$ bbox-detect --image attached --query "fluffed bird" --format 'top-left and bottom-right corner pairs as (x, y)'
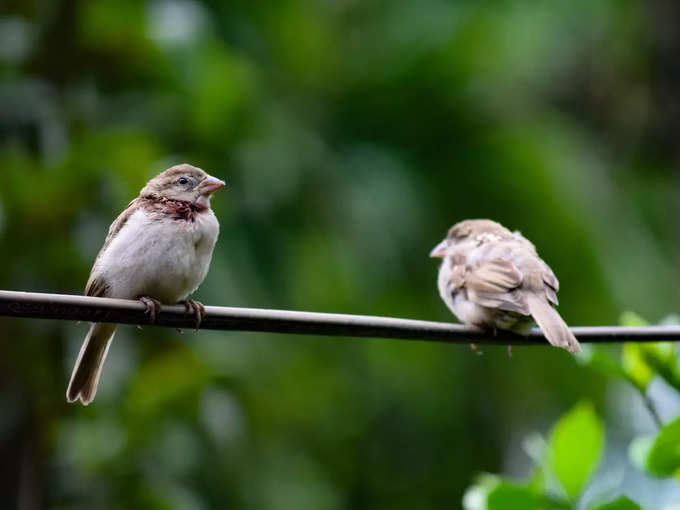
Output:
(67, 164), (225, 405)
(430, 219), (580, 353)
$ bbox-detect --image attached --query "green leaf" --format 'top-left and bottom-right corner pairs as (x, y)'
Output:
(463, 476), (542, 510)
(527, 468), (545, 496)
(622, 341), (678, 392)
(549, 402), (604, 499)
(589, 496), (641, 510)
(622, 343), (655, 390)
(639, 343), (680, 391)
(609, 312), (679, 391)
(487, 482), (540, 510)
(629, 416), (680, 478)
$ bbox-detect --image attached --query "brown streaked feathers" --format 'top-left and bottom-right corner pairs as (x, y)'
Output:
(432, 219), (580, 353)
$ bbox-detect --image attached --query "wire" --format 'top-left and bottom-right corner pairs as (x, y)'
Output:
(0, 290), (677, 344)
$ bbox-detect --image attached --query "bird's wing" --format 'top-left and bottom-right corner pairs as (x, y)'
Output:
(101, 198), (140, 252)
(513, 232), (560, 305)
(85, 275), (109, 297)
(541, 262), (559, 306)
(84, 198), (141, 297)
(461, 258), (530, 315)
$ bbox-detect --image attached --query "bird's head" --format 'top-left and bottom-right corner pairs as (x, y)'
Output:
(141, 164), (226, 207)
(429, 219), (510, 258)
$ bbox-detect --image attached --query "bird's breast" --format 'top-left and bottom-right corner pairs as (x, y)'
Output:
(94, 208), (219, 302)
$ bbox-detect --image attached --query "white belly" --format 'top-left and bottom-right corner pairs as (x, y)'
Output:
(94, 208), (219, 303)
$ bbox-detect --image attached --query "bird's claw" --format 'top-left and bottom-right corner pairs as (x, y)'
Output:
(182, 299), (206, 330)
(139, 296), (162, 324)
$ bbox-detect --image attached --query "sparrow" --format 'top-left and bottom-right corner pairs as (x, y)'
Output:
(66, 164), (225, 405)
(430, 219), (580, 353)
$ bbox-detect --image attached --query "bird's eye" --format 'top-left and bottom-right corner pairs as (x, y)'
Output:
(177, 177), (189, 185)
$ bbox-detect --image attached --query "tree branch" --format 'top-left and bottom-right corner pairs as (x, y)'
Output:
(0, 290), (678, 345)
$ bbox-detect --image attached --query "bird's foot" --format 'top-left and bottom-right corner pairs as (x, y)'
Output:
(470, 343), (483, 355)
(181, 299), (206, 330)
(138, 296), (162, 324)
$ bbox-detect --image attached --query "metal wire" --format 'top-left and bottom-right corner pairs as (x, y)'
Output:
(0, 290), (678, 344)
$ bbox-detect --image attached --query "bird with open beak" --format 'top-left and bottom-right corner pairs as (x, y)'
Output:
(67, 164), (226, 405)
(430, 219), (580, 353)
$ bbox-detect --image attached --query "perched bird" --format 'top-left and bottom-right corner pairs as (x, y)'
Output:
(430, 219), (580, 353)
(67, 164), (225, 405)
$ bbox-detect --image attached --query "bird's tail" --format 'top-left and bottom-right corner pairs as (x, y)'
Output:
(66, 323), (117, 405)
(526, 294), (580, 353)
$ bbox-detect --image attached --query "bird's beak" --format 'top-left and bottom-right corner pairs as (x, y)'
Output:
(429, 240), (448, 258)
(198, 175), (226, 196)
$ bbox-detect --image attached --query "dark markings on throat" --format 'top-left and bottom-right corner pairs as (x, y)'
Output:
(141, 195), (208, 223)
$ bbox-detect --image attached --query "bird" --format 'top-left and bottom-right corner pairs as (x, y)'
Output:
(430, 219), (580, 353)
(66, 164), (225, 405)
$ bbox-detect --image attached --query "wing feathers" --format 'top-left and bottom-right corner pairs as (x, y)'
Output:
(85, 275), (109, 297)
(85, 199), (141, 297)
(101, 199), (139, 254)
(461, 259), (529, 314)
(466, 259), (522, 293)
(440, 228), (576, 353)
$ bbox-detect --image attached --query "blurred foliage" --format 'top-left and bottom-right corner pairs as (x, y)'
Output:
(463, 401), (607, 508)
(549, 402), (604, 500)
(467, 313), (680, 508)
(1, 0), (680, 508)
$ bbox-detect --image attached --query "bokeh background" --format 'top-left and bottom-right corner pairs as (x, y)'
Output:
(2, 0), (680, 508)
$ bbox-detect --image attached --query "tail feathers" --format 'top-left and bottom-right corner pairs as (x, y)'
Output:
(526, 294), (580, 353)
(66, 323), (117, 405)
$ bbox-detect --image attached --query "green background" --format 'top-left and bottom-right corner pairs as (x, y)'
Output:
(1, 0), (679, 508)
